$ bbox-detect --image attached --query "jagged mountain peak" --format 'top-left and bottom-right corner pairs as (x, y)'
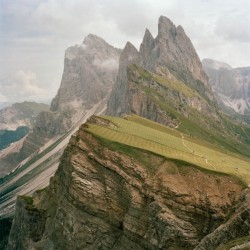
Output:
(143, 28), (154, 41)
(83, 33), (113, 48)
(106, 41), (138, 116)
(158, 15), (175, 35)
(138, 29), (155, 67)
(155, 16), (209, 88)
(123, 41), (138, 54)
(119, 42), (138, 69)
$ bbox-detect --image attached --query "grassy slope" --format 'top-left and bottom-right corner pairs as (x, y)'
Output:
(85, 115), (250, 185)
(128, 64), (250, 159)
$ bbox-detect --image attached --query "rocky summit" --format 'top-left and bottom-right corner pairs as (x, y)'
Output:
(107, 15), (213, 119)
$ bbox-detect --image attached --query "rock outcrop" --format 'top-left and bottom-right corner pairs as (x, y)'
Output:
(7, 117), (250, 249)
(51, 34), (121, 116)
(143, 16), (209, 90)
(106, 16), (215, 122)
(202, 58), (250, 116)
(107, 42), (138, 116)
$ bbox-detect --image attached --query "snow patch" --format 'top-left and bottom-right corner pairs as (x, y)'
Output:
(218, 93), (249, 114)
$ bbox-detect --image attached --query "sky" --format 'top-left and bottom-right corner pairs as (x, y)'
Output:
(0, 0), (250, 106)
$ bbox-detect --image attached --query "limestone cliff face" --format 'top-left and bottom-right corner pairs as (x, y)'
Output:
(7, 118), (249, 250)
(202, 58), (250, 115)
(43, 34), (121, 136)
(107, 42), (138, 116)
(1, 35), (121, 175)
(106, 16), (215, 122)
(51, 34), (121, 115)
(141, 16), (209, 91)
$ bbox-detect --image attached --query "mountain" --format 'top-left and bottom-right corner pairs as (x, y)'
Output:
(107, 16), (213, 117)
(202, 58), (250, 117)
(7, 116), (250, 249)
(107, 16), (250, 158)
(0, 35), (121, 179)
(3, 16), (250, 250)
(0, 101), (49, 131)
(0, 35), (121, 226)
(39, 34), (121, 137)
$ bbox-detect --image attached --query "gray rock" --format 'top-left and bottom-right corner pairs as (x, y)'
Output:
(106, 15), (215, 123)
(106, 42), (138, 116)
(202, 58), (250, 115)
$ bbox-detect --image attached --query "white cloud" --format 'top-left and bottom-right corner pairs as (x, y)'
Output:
(0, 70), (56, 104)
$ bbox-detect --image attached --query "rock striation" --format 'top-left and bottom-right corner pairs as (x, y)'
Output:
(7, 117), (250, 249)
(202, 58), (250, 116)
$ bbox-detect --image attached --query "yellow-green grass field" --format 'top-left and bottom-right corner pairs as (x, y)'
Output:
(85, 115), (250, 185)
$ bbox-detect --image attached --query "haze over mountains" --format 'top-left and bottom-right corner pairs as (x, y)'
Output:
(1, 15), (250, 250)
(202, 58), (250, 117)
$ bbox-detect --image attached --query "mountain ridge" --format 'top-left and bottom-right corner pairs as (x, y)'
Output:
(202, 58), (250, 116)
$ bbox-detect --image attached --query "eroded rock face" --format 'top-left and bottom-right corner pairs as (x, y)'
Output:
(7, 119), (249, 250)
(106, 16), (214, 121)
(146, 16), (209, 89)
(202, 58), (250, 115)
(1, 35), (121, 175)
(51, 34), (121, 115)
(107, 42), (138, 116)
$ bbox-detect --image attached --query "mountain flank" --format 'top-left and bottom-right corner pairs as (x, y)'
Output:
(7, 115), (250, 250)
(203, 58), (250, 118)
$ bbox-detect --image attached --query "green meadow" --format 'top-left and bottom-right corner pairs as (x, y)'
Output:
(85, 115), (250, 185)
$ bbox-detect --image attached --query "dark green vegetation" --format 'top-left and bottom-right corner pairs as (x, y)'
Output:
(0, 126), (29, 150)
(0, 217), (13, 249)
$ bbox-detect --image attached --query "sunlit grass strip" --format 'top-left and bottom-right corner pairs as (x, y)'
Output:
(85, 115), (250, 185)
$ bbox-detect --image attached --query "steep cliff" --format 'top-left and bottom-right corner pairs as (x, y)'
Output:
(107, 42), (138, 116)
(106, 16), (250, 157)
(7, 116), (250, 250)
(202, 58), (250, 116)
(107, 16), (214, 119)
(0, 35), (121, 177)
(140, 16), (210, 96)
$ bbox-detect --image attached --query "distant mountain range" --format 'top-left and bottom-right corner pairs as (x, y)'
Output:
(203, 58), (250, 119)
(0, 101), (49, 131)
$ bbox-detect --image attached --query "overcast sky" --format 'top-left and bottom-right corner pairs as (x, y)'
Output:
(1, 0), (250, 105)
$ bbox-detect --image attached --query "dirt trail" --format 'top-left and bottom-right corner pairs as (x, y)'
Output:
(181, 133), (208, 164)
